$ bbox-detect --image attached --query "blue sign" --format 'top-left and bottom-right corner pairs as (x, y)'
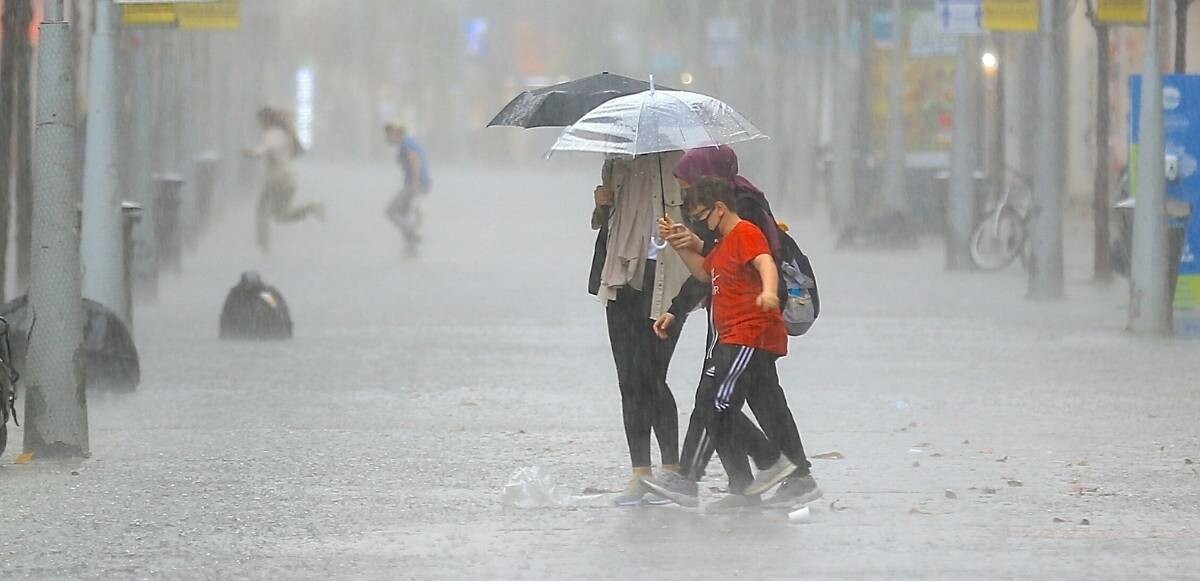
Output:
(873, 12), (895, 47)
(1131, 74), (1200, 307)
(935, 0), (983, 35)
(465, 17), (488, 57)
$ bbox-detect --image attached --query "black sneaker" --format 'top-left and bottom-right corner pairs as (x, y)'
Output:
(763, 474), (823, 507)
(640, 470), (699, 508)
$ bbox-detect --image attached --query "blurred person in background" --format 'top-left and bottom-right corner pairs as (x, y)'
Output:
(384, 122), (432, 259)
(243, 106), (325, 254)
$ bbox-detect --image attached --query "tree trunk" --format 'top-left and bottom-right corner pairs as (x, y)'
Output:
(14, 0), (33, 292)
(0, 0), (21, 302)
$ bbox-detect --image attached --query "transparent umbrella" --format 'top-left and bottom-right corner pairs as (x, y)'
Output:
(547, 86), (767, 158)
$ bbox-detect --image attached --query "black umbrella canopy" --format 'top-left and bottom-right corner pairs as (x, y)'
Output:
(487, 72), (675, 129)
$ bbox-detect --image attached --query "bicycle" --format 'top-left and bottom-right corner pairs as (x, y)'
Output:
(0, 317), (22, 458)
(970, 170), (1033, 271)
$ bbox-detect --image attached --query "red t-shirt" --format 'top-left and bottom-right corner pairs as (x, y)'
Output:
(702, 220), (788, 356)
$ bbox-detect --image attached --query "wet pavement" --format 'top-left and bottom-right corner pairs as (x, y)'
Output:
(2, 160), (1198, 579)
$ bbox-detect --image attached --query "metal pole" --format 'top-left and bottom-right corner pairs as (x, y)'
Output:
(947, 35), (978, 270)
(24, 0), (88, 458)
(1088, 2), (1114, 282)
(1028, 0), (1065, 299)
(831, 0), (854, 227)
(1176, 0), (1191, 73)
(1130, 0), (1171, 334)
(80, 0), (124, 319)
(882, 0), (909, 219)
(129, 29), (158, 301)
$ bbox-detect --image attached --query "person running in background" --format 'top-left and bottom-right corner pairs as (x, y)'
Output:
(384, 123), (432, 258)
(243, 106), (324, 254)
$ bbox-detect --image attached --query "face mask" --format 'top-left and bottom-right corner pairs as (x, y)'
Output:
(689, 209), (719, 244)
(694, 222), (719, 245)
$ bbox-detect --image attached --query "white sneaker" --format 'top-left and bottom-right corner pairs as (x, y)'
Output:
(745, 457), (798, 496)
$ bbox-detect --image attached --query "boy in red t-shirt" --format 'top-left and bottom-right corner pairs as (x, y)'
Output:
(642, 177), (820, 509)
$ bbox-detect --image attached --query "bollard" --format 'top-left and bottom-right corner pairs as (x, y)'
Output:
(120, 202), (142, 333)
(152, 173), (185, 275)
(189, 152), (221, 246)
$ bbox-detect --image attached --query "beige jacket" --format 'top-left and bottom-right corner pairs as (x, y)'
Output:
(594, 152), (689, 321)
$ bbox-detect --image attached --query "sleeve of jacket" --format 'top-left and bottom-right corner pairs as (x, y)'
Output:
(666, 237), (715, 316)
(667, 276), (708, 317)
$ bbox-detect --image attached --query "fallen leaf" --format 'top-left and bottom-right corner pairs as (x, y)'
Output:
(581, 487), (615, 495)
(909, 508), (935, 516)
(1185, 458), (1194, 465)
(1006, 479), (1023, 487)
(931, 453), (944, 458)
(829, 500), (850, 512)
(70, 471), (79, 476)
(982, 487), (998, 495)
(962, 440), (970, 445)
(944, 489), (957, 499)
(1080, 518), (1091, 526)
(912, 461), (921, 468)
(913, 442), (933, 448)
(460, 400), (479, 407)
(908, 422), (919, 428)
(811, 451), (845, 460)
(996, 456), (1008, 463)
(1077, 460), (1089, 466)
(1053, 517), (1067, 523)
(14, 453), (32, 465)
(979, 448), (994, 455)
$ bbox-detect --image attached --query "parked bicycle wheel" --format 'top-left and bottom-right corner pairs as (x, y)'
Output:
(970, 206), (1026, 270)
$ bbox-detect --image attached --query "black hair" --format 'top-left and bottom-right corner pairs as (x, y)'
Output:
(682, 176), (736, 212)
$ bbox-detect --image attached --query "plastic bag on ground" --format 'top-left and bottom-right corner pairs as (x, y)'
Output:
(502, 466), (610, 508)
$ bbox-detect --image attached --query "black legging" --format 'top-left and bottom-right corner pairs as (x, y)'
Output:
(606, 260), (685, 468)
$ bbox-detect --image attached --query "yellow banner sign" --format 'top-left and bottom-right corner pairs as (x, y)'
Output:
(121, 3), (176, 26)
(178, 0), (239, 30)
(982, 0), (1039, 31)
(1097, 0), (1147, 23)
(120, 0), (238, 29)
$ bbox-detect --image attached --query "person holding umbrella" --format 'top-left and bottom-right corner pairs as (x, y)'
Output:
(589, 151), (692, 506)
(501, 77), (772, 505)
(492, 73), (698, 506)
(549, 83), (772, 506)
